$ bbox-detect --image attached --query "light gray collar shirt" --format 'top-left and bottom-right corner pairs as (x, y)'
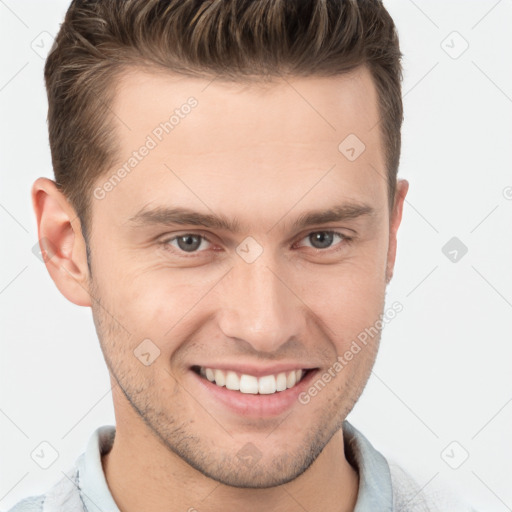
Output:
(7, 421), (474, 512)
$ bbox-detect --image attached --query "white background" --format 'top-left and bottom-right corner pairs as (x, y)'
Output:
(1, 1), (511, 510)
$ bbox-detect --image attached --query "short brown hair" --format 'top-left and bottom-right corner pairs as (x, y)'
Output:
(45, 0), (403, 241)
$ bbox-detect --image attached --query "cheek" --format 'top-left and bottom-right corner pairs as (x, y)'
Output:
(295, 253), (387, 341)
(98, 265), (217, 345)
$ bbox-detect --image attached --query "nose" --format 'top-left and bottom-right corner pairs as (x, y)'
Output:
(216, 255), (307, 354)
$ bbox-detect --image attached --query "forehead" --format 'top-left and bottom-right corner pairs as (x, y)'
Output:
(94, 65), (387, 227)
(111, 64), (382, 151)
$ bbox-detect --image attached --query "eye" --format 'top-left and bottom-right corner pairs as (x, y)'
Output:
(163, 233), (213, 254)
(160, 230), (351, 257)
(296, 230), (350, 250)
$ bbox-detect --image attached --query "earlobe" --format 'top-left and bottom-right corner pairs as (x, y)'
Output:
(32, 177), (92, 307)
(385, 178), (409, 283)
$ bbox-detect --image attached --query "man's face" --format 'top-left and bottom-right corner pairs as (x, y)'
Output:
(87, 65), (404, 487)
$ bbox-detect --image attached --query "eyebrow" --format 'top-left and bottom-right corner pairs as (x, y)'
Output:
(127, 202), (376, 233)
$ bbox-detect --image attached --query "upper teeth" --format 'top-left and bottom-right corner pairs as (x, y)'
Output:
(199, 367), (304, 394)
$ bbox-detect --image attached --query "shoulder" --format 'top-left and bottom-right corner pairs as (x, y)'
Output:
(6, 495), (45, 512)
(343, 422), (478, 512)
(6, 465), (83, 512)
(388, 460), (477, 512)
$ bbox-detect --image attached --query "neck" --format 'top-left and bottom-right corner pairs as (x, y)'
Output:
(102, 424), (359, 512)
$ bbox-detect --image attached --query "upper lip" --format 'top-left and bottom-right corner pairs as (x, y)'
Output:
(192, 363), (318, 378)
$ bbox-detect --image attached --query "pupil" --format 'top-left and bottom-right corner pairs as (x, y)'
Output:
(310, 232), (333, 249)
(177, 235), (201, 252)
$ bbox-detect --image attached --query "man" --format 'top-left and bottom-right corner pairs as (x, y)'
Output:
(9, 0), (472, 511)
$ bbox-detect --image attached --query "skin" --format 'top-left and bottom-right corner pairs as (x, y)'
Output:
(33, 64), (408, 512)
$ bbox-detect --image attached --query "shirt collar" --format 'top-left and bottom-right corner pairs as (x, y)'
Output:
(343, 420), (394, 511)
(77, 425), (119, 512)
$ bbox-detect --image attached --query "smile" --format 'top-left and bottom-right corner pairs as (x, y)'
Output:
(192, 365), (310, 395)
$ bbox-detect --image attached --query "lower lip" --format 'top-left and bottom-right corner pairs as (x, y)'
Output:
(191, 368), (319, 418)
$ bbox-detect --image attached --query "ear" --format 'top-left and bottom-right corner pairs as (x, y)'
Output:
(385, 178), (409, 283)
(32, 177), (92, 306)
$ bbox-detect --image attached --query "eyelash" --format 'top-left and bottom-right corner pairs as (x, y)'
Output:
(159, 230), (353, 257)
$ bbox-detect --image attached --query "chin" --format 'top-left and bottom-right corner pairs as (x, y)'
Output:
(198, 458), (312, 489)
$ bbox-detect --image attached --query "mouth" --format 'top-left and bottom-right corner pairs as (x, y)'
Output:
(190, 364), (319, 417)
(191, 365), (315, 395)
